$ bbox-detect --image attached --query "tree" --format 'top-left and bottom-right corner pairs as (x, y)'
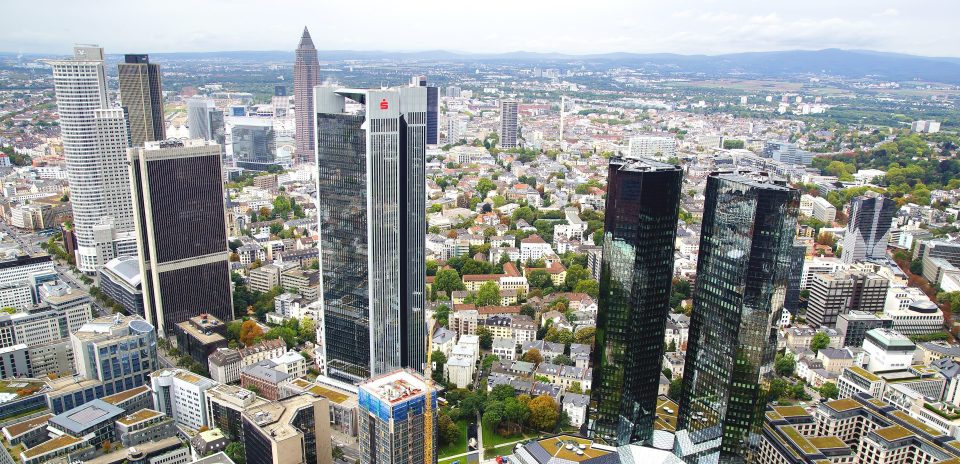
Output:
(225, 442), (246, 464)
(431, 350), (447, 383)
(476, 178), (497, 198)
(437, 412), (461, 446)
(475, 281), (502, 307)
(332, 446), (345, 462)
(910, 259), (924, 275)
(666, 339), (677, 353)
(527, 269), (553, 289)
(239, 320), (264, 347)
(264, 326), (297, 349)
(527, 395), (560, 431)
(544, 326), (574, 346)
(819, 382), (839, 400)
(434, 269), (466, 294)
(668, 378), (682, 399)
(563, 264), (591, 291)
(553, 354), (574, 366)
(568, 381), (583, 394)
(937, 291), (960, 313)
(775, 353), (796, 377)
(521, 348), (544, 365)
(482, 354), (500, 372)
(477, 327), (493, 350)
(574, 327), (596, 345)
(520, 304), (536, 318)
(298, 317), (316, 344)
(574, 279), (599, 298)
(434, 304), (451, 327)
(810, 332), (830, 354)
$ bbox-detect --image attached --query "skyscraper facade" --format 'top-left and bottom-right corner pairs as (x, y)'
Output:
(231, 121), (278, 170)
(500, 99), (518, 149)
(118, 54), (165, 147)
(841, 192), (896, 264)
(129, 139), (234, 334)
(589, 157), (682, 447)
(51, 46), (137, 272)
(411, 76), (439, 145)
(314, 86), (426, 383)
(186, 97), (225, 145)
(675, 171), (799, 464)
(357, 370), (436, 464)
(294, 27), (320, 164)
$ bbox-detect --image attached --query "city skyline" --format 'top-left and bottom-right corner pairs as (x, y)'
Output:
(3, 1), (960, 57)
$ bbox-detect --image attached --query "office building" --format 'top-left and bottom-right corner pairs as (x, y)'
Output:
(187, 98), (225, 145)
(97, 256), (145, 318)
(810, 196), (837, 223)
(757, 395), (960, 464)
(357, 370), (435, 464)
(500, 99), (519, 149)
(272, 85), (289, 118)
(806, 270), (889, 327)
(48, 398), (125, 449)
(842, 192), (896, 264)
(118, 54), (165, 147)
(837, 311), (894, 347)
(675, 171), (799, 464)
(231, 120), (278, 170)
(863, 328), (916, 372)
(762, 141), (813, 166)
(314, 86), (426, 382)
(175, 313), (228, 366)
(242, 394), (333, 464)
(130, 139), (233, 334)
(0, 343), (30, 378)
(150, 368), (217, 431)
(411, 76), (439, 145)
(588, 157), (682, 446)
(0, 252), (54, 289)
(911, 120), (941, 133)
(783, 243), (807, 317)
(626, 135), (677, 159)
(204, 383), (269, 441)
(70, 315), (158, 395)
(51, 46), (136, 272)
(294, 27), (320, 164)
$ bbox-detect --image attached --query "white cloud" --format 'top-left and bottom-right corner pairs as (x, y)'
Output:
(1, 0), (957, 57)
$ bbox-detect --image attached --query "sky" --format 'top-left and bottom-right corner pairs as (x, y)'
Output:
(4, 0), (959, 57)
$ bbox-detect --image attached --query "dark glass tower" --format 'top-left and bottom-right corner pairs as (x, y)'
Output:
(588, 157), (682, 446)
(674, 171), (798, 464)
(118, 54), (165, 147)
(130, 139), (234, 334)
(315, 86), (426, 383)
(841, 192), (896, 264)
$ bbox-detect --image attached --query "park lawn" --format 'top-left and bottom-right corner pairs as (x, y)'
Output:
(438, 419), (468, 461)
(482, 420), (537, 455)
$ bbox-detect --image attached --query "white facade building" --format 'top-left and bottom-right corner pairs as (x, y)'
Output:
(51, 46), (136, 272)
(150, 368), (217, 431)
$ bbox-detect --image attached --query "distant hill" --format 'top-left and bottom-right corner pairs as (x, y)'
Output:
(6, 48), (960, 83)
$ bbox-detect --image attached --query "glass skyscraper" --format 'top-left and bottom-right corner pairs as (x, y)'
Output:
(588, 157), (682, 447)
(315, 86), (426, 383)
(118, 54), (165, 147)
(674, 171), (798, 464)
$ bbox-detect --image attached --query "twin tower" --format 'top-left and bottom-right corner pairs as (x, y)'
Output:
(591, 158), (799, 464)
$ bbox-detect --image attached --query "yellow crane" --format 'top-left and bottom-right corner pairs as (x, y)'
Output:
(424, 319), (436, 464)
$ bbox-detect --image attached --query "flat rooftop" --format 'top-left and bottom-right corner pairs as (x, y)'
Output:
(360, 369), (427, 404)
(526, 435), (615, 463)
(116, 409), (162, 426)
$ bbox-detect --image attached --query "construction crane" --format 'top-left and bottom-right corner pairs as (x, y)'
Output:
(424, 319), (436, 464)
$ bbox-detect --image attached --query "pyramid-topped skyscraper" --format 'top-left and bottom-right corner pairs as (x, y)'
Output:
(294, 26), (320, 164)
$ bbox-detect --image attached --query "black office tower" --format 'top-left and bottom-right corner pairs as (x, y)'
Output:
(674, 171), (799, 464)
(589, 157), (682, 447)
(315, 86), (426, 383)
(130, 139), (234, 334)
(118, 54), (165, 147)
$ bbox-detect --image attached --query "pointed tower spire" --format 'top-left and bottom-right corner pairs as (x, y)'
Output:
(299, 26), (315, 49)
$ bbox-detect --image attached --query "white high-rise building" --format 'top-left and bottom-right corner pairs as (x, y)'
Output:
(499, 99), (518, 149)
(51, 46), (136, 272)
(626, 135), (677, 159)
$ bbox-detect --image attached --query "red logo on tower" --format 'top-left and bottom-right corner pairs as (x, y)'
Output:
(379, 99), (389, 110)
